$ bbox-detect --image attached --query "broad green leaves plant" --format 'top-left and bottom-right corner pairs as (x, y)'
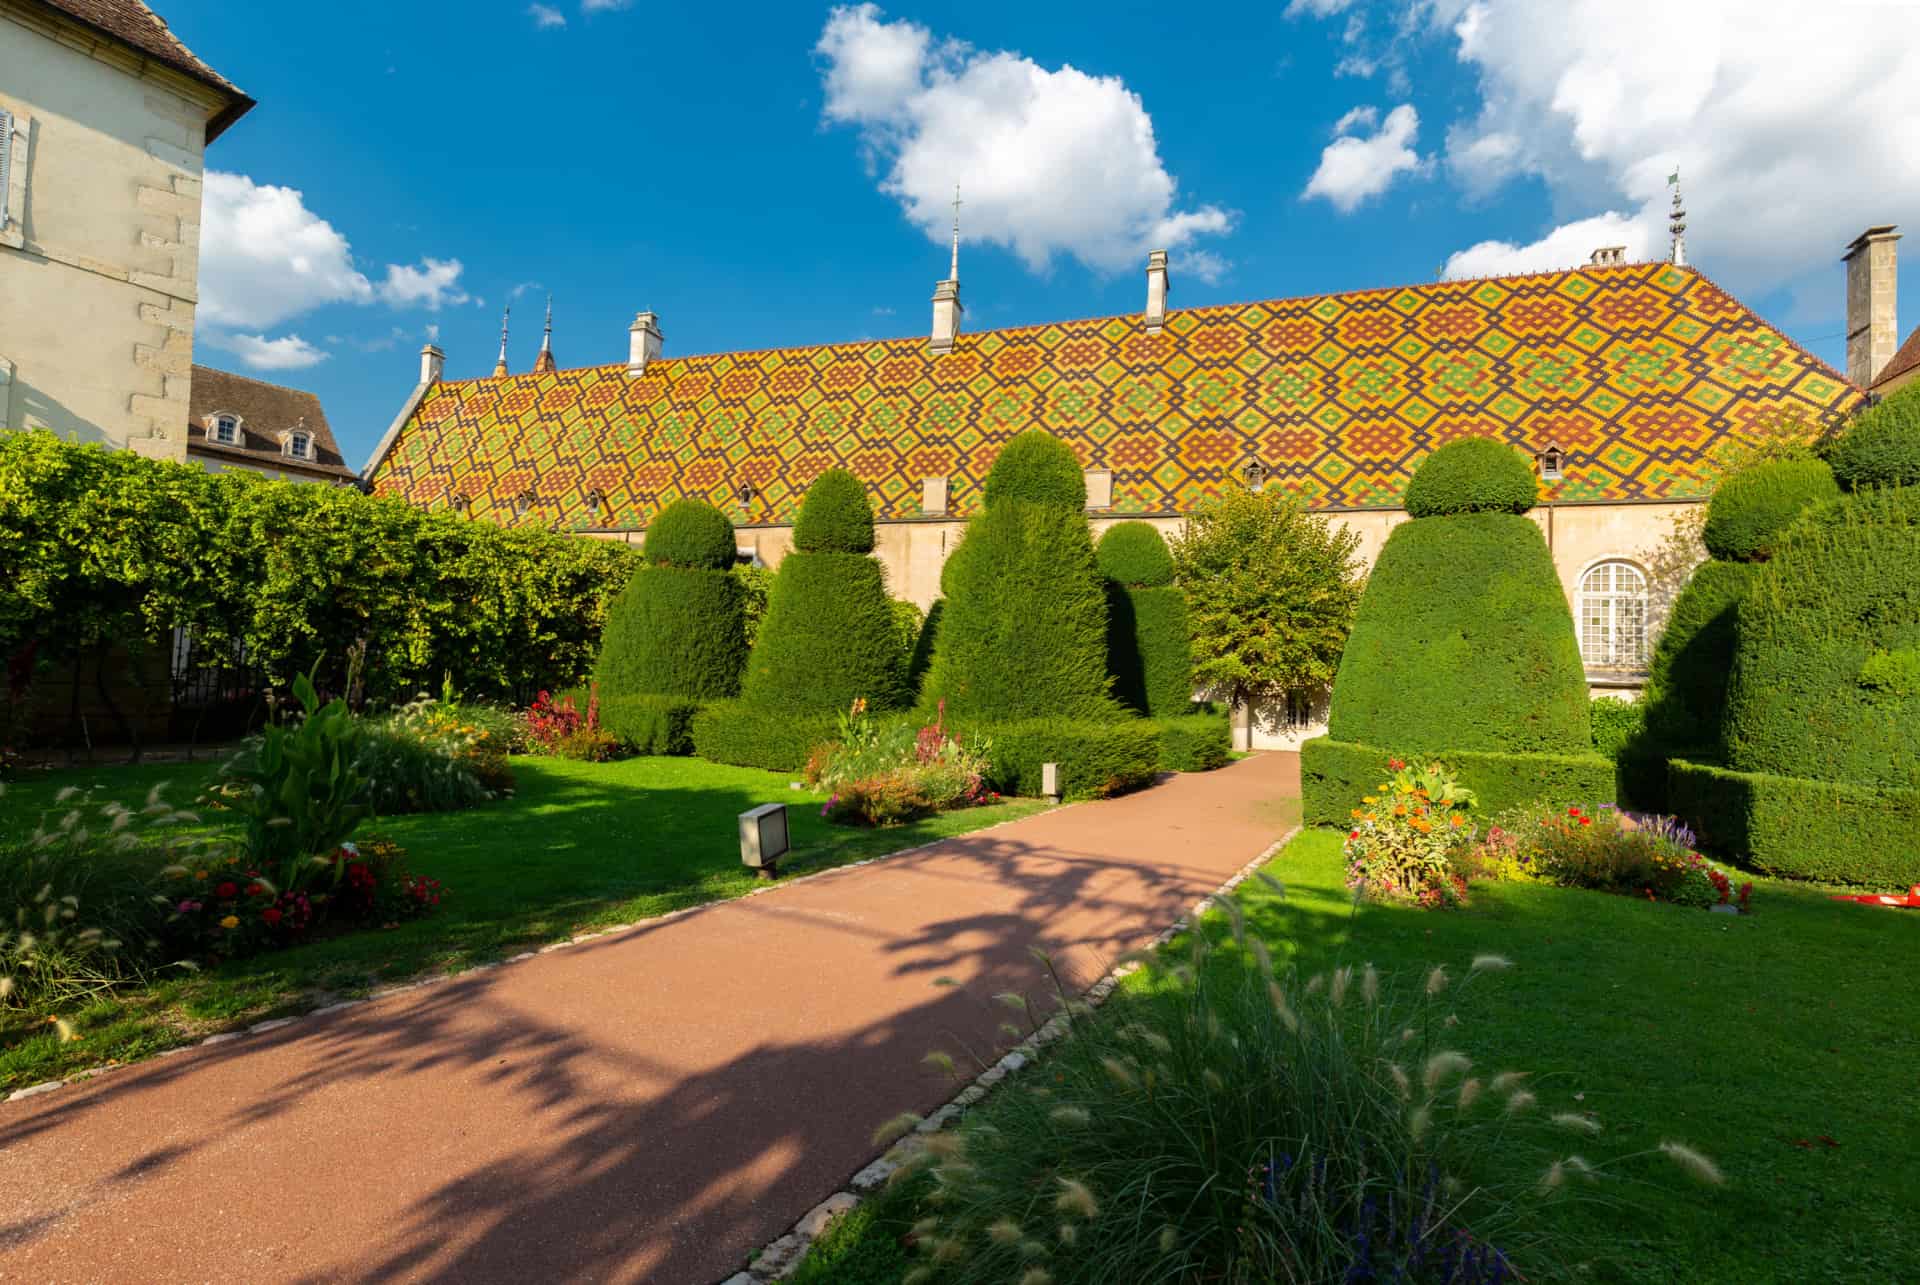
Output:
(218, 672), (369, 886)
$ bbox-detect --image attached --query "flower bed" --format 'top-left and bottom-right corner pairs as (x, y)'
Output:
(1341, 757), (1479, 907)
(1471, 804), (1752, 911)
(524, 686), (619, 761)
(806, 699), (996, 826)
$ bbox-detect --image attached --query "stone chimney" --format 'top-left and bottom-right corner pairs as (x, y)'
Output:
(1145, 249), (1170, 333)
(419, 344), (444, 384)
(628, 311), (664, 376)
(1844, 225), (1900, 388)
(1588, 246), (1626, 267)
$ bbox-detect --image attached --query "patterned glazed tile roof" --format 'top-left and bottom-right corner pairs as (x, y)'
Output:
(367, 261), (1862, 530)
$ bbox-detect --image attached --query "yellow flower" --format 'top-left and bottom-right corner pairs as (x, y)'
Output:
(219, 915), (239, 929)
(194, 870), (208, 881)
(1362, 796), (1378, 804)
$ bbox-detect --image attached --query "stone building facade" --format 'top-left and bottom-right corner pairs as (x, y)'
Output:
(0, 0), (250, 459)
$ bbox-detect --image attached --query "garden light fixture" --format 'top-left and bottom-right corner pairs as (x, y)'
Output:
(739, 803), (790, 875)
(1042, 761), (1061, 803)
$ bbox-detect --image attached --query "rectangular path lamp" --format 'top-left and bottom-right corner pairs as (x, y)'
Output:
(1042, 762), (1061, 804)
(739, 803), (790, 878)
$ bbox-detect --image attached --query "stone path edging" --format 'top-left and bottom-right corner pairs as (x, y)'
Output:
(719, 823), (1302, 1285)
(3, 803), (1069, 1110)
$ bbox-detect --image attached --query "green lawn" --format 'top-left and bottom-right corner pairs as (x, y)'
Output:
(794, 827), (1920, 1284)
(0, 755), (1048, 1092)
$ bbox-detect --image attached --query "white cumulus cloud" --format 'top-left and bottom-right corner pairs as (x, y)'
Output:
(528, 4), (565, 29)
(1427, 0), (1920, 294)
(815, 4), (1232, 280)
(1302, 103), (1424, 212)
(379, 259), (471, 311)
(212, 333), (330, 372)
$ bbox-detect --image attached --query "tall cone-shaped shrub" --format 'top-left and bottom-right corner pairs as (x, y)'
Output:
(740, 469), (905, 712)
(1097, 521), (1192, 717)
(925, 431), (1117, 720)
(593, 499), (746, 700)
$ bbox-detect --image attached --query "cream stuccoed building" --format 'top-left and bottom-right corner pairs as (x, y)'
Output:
(0, 0), (250, 458)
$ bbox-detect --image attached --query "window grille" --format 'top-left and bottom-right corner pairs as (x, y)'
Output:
(1579, 560), (1647, 667)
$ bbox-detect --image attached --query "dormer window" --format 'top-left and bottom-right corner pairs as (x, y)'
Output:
(211, 414), (240, 445)
(289, 431), (311, 460)
(1538, 447), (1566, 482)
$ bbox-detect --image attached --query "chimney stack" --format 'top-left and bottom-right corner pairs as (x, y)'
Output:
(930, 279), (962, 354)
(1588, 246), (1626, 267)
(628, 310), (663, 376)
(1145, 249), (1170, 333)
(419, 344), (445, 385)
(1843, 225), (1900, 388)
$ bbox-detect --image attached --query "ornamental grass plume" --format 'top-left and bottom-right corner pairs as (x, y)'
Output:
(1054, 1177), (1100, 1218)
(1660, 1140), (1725, 1185)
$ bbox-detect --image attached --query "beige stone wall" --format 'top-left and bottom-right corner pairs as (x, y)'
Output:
(0, 2), (228, 459)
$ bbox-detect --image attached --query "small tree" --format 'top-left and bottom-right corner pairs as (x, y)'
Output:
(1171, 489), (1363, 726)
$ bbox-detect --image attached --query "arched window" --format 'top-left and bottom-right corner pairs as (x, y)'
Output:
(1579, 560), (1648, 667)
(212, 414), (239, 445)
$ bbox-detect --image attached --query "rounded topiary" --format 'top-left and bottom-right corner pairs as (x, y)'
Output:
(1638, 560), (1759, 757)
(1702, 459), (1842, 561)
(793, 467), (875, 553)
(740, 470), (904, 713)
(1828, 383), (1920, 492)
(593, 565), (747, 700)
(644, 499), (736, 570)
(1328, 512), (1589, 754)
(984, 430), (1086, 510)
(1723, 487), (1920, 791)
(1402, 438), (1539, 518)
(1096, 522), (1175, 588)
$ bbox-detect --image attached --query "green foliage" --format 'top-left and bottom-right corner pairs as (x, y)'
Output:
(982, 429), (1086, 509)
(1701, 459), (1841, 561)
(1402, 437), (1539, 517)
(966, 717), (1161, 799)
(1095, 521), (1175, 587)
(1827, 383), (1920, 492)
(690, 701), (839, 773)
(741, 553), (905, 712)
(1669, 758), (1920, 886)
(923, 500), (1118, 721)
(1635, 560), (1756, 770)
(217, 673), (369, 885)
(1588, 697), (1643, 760)
(732, 563), (775, 649)
(1106, 584), (1194, 717)
(1330, 514), (1590, 755)
(906, 598), (942, 699)
(888, 599), (925, 675)
(1171, 488), (1364, 711)
(1302, 736), (1614, 824)
(643, 498), (736, 570)
(1149, 709), (1232, 772)
(592, 565), (747, 701)
(792, 467), (876, 553)
(0, 433), (636, 710)
(598, 693), (701, 755)
(357, 716), (498, 816)
(1723, 488), (1920, 790)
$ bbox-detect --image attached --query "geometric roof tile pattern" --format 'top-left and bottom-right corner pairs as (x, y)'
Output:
(367, 262), (1863, 532)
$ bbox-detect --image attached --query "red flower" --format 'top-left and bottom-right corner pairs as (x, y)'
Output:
(1566, 807), (1581, 818)
(216, 882), (238, 898)
(246, 883), (265, 896)
(1580, 816), (1592, 827)
(262, 907), (283, 925)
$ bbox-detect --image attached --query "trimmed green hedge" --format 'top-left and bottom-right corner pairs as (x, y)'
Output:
(741, 551), (906, 712)
(983, 430), (1086, 509)
(1301, 736), (1615, 825)
(1106, 584), (1193, 718)
(691, 701), (839, 773)
(969, 717), (1161, 800)
(1701, 459), (1840, 562)
(1150, 710), (1231, 772)
(644, 499), (736, 570)
(593, 565), (747, 701)
(1669, 758), (1920, 886)
(1328, 513), (1590, 755)
(794, 468), (876, 553)
(1827, 382), (1920, 492)
(1723, 488), (1920, 791)
(906, 598), (942, 700)
(1096, 521), (1175, 587)
(599, 693), (700, 755)
(1402, 437), (1539, 517)
(1589, 696), (1642, 759)
(1624, 559), (1757, 811)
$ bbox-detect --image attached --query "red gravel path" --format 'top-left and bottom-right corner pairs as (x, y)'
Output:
(0, 753), (1299, 1283)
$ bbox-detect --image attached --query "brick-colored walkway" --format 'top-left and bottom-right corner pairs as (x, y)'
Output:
(0, 754), (1299, 1283)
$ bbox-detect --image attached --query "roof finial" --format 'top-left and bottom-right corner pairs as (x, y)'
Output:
(534, 295), (556, 373)
(1668, 167), (1688, 268)
(948, 184), (962, 284)
(493, 302), (511, 378)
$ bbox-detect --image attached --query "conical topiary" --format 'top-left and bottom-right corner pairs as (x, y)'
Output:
(1097, 522), (1192, 717)
(593, 499), (746, 700)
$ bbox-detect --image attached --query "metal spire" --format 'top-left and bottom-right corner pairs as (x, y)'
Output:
(948, 184), (962, 283)
(534, 295), (555, 373)
(1668, 168), (1688, 268)
(493, 302), (511, 377)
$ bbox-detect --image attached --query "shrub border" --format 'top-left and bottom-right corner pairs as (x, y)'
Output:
(1667, 758), (1920, 887)
(1302, 735), (1616, 824)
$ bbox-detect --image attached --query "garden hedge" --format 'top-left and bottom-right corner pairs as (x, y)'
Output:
(598, 693), (701, 755)
(1301, 736), (1615, 825)
(906, 599), (942, 700)
(1722, 487), (1920, 791)
(1096, 521), (1176, 588)
(1701, 459), (1841, 562)
(1827, 383), (1920, 492)
(968, 717), (1161, 800)
(644, 499), (737, 570)
(741, 554), (906, 713)
(1668, 758), (1920, 886)
(593, 565), (747, 701)
(1149, 709), (1232, 773)
(1328, 513), (1590, 755)
(1106, 584), (1194, 718)
(1402, 437), (1538, 518)
(1588, 696), (1642, 760)
(691, 701), (840, 774)
(983, 430), (1087, 509)
(793, 467), (876, 554)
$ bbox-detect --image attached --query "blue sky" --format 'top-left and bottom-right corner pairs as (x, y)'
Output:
(165, 0), (1920, 466)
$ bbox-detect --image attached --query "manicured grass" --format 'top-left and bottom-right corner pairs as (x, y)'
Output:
(795, 828), (1920, 1283)
(0, 756), (1048, 1091)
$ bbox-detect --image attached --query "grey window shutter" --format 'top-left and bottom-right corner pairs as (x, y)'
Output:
(0, 109), (12, 227)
